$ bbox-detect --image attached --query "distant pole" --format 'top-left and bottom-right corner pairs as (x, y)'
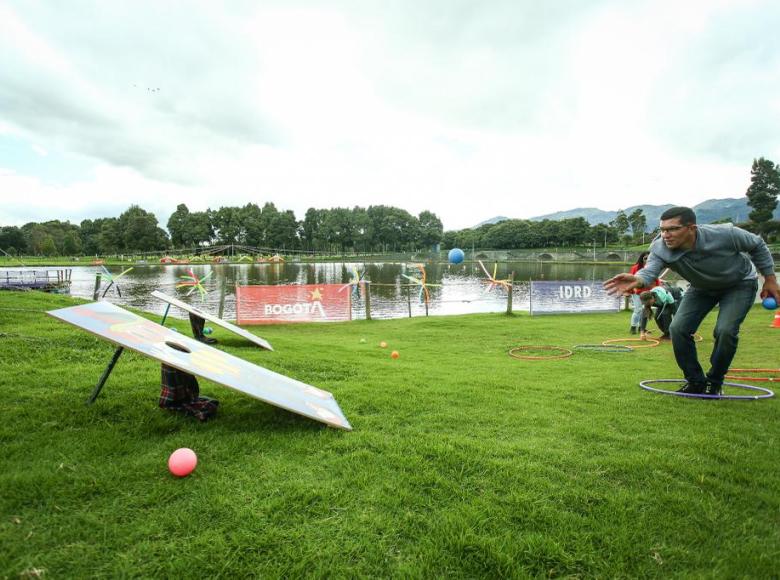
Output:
(506, 272), (514, 315)
(407, 286), (412, 317)
(92, 273), (101, 301)
(364, 282), (372, 320)
(218, 274), (227, 319)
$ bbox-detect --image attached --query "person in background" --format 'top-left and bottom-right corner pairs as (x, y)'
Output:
(628, 252), (659, 334)
(188, 313), (216, 344)
(638, 285), (676, 340)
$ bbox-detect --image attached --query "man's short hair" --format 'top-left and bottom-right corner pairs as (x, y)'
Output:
(660, 206), (697, 225)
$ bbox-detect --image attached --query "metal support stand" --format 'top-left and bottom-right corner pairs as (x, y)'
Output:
(160, 304), (171, 326)
(87, 346), (124, 404)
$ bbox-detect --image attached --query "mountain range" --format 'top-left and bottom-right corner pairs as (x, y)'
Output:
(474, 198), (780, 231)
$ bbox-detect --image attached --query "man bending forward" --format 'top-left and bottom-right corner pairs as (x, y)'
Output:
(604, 206), (778, 395)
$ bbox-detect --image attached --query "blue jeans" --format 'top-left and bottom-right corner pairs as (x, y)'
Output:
(669, 279), (758, 386)
(630, 294), (643, 327)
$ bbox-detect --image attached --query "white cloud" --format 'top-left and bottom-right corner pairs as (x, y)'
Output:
(0, 0), (778, 231)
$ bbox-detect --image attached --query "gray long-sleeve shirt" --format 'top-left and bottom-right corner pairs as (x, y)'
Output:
(637, 224), (776, 291)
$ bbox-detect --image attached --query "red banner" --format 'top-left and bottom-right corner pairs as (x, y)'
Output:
(236, 284), (351, 325)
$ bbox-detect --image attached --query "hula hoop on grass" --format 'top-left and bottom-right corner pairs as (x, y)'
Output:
(602, 337), (660, 349)
(508, 346), (573, 360)
(572, 344), (633, 353)
(725, 368), (780, 382)
(639, 379), (775, 400)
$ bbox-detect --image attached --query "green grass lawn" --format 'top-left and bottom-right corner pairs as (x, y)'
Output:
(1, 291), (778, 578)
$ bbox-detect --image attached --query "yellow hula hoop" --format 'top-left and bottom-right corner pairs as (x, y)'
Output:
(508, 345), (573, 360)
(602, 337), (660, 349)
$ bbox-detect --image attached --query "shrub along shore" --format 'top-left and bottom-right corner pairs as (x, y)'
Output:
(1, 291), (778, 577)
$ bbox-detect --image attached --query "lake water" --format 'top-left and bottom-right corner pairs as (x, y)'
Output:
(4, 262), (636, 320)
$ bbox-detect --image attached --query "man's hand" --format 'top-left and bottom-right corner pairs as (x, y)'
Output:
(760, 275), (779, 302)
(603, 273), (642, 296)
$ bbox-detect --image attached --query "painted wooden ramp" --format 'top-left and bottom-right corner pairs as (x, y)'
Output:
(47, 301), (351, 430)
(151, 290), (273, 351)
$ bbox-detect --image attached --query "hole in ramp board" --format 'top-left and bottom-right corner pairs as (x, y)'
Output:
(165, 341), (191, 353)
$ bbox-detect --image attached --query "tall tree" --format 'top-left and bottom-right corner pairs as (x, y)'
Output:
(301, 208), (323, 251)
(167, 204), (191, 248)
(118, 206), (169, 252)
(322, 207), (355, 252)
(0, 226), (27, 254)
(351, 206), (370, 252)
(417, 210), (443, 249)
(271, 210), (299, 249)
(98, 218), (122, 254)
(62, 230), (82, 255)
(81, 218), (109, 255)
(591, 223), (616, 247)
(746, 157), (780, 239)
(188, 212), (214, 247)
(240, 203), (264, 247)
(628, 209), (647, 240)
(610, 210), (630, 239)
(29, 225), (52, 255)
(40, 236), (58, 256)
(560, 217), (592, 246)
(212, 206), (243, 244)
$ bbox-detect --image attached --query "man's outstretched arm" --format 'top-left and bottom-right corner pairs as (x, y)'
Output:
(603, 273), (644, 296)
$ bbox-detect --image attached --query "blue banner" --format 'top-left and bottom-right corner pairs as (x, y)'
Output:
(530, 280), (621, 315)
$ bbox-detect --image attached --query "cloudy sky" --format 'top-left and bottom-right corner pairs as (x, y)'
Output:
(1, 0), (779, 231)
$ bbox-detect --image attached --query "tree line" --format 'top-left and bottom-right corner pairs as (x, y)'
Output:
(443, 209), (650, 251)
(0, 203), (445, 256)
(1, 157), (777, 256)
(0, 204), (663, 256)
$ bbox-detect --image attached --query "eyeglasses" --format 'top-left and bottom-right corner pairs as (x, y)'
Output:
(659, 225), (688, 233)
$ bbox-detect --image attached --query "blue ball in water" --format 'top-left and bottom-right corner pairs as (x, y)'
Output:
(762, 296), (778, 310)
(204, 327), (213, 335)
(448, 248), (465, 264)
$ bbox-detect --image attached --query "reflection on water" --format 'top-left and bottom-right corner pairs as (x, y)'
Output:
(10, 262), (634, 321)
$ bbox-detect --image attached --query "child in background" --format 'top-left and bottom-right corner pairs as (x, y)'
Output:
(629, 252), (661, 334)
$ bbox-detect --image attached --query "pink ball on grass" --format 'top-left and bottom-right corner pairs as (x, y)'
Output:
(168, 448), (198, 477)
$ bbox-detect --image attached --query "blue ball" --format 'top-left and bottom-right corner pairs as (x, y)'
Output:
(204, 327), (213, 335)
(762, 296), (778, 310)
(448, 248), (465, 264)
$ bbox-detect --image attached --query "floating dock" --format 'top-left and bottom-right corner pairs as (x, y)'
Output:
(0, 269), (72, 293)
